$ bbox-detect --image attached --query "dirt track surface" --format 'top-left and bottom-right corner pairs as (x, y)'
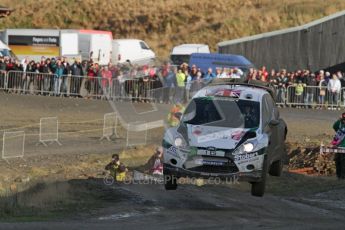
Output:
(1, 176), (345, 230)
(0, 93), (345, 229)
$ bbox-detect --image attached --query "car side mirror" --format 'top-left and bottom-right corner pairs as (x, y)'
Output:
(269, 119), (280, 126)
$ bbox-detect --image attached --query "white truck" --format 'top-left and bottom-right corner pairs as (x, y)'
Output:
(111, 39), (155, 65)
(0, 29), (81, 62)
(78, 30), (112, 66)
(0, 29), (157, 66)
(170, 44), (210, 66)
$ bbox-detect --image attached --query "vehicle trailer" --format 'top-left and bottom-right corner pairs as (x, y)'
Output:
(0, 29), (80, 62)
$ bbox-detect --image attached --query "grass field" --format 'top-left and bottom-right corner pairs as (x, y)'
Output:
(1, 0), (345, 57)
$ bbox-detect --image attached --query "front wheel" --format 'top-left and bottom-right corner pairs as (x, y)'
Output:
(269, 159), (283, 177)
(164, 174), (178, 190)
(251, 157), (268, 197)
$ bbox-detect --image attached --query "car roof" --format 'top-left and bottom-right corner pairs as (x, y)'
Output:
(193, 84), (268, 102)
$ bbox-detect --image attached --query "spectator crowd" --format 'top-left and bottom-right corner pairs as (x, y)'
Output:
(0, 55), (345, 109)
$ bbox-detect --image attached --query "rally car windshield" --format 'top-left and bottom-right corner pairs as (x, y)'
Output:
(182, 97), (260, 128)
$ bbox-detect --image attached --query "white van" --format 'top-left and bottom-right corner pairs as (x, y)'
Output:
(111, 39), (155, 65)
(170, 44), (210, 66)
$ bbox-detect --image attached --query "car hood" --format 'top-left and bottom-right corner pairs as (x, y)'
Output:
(185, 124), (251, 149)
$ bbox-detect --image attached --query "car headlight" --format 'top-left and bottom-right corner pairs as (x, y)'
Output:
(174, 135), (187, 147)
(243, 142), (254, 152)
(174, 137), (183, 146)
(233, 140), (258, 155)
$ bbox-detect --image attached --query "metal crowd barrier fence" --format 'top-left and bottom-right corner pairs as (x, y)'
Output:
(63, 75), (104, 98)
(7, 71), (57, 95)
(110, 78), (161, 101)
(285, 85), (343, 108)
(5, 71), (345, 109)
(0, 71), (7, 90)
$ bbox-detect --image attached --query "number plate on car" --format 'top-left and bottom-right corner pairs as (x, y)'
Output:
(197, 149), (225, 157)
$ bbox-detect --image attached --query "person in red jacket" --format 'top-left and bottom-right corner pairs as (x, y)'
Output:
(101, 66), (112, 98)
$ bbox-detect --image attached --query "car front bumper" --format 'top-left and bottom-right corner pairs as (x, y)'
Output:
(163, 163), (263, 183)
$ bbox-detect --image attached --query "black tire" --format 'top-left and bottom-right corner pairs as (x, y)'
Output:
(269, 159), (283, 177)
(251, 157), (268, 197)
(164, 174), (178, 190)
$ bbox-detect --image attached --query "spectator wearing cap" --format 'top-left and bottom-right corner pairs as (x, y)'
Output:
(327, 73), (341, 110)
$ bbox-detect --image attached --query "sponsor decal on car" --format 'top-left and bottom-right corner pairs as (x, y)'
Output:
(206, 88), (242, 97)
(231, 130), (246, 141)
(234, 152), (258, 162)
(167, 146), (180, 158)
(197, 131), (231, 143)
(192, 126), (203, 136)
(188, 147), (198, 157)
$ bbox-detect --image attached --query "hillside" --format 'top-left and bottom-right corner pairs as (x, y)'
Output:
(1, 0), (345, 58)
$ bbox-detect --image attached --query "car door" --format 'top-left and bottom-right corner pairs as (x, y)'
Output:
(265, 94), (285, 163)
(262, 94), (281, 164)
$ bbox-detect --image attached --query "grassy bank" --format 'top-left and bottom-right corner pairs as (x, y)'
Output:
(1, 0), (345, 57)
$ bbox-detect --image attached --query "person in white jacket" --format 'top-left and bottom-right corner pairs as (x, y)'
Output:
(327, 74), (341, 110)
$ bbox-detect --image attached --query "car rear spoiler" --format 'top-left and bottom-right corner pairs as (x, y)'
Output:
(208, 78), (277, 101)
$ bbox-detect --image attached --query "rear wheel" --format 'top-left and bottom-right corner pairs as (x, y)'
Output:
(269, 159), (283, 177)
(164, 174), (178, 190)
(251, 157), (268, 197)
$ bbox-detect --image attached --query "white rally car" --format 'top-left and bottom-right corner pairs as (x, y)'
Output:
(162, 80), (287, 196)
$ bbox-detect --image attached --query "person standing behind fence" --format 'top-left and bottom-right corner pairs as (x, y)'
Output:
(86, 63), (97, 98)
(0, 57), (6, 89)
(327, 73), (341, 110)
(203, 68), (216, 83)
(162, 67), (176, 104)
(49, 58), (57, 95)
(337, 71), (345, 108)
(184, 70), (192, 102)
(293, 80), (305, 108)
(318, 75), (327, 109)
(274, 70), (288, 107)
(40, 58), (52, 95)
(101, 66), (112, 99)
(175, 68), (186, 104)
(304, 72), (317, 109)
(70, 58), (84, 96)
(54, 60), (64, 96)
